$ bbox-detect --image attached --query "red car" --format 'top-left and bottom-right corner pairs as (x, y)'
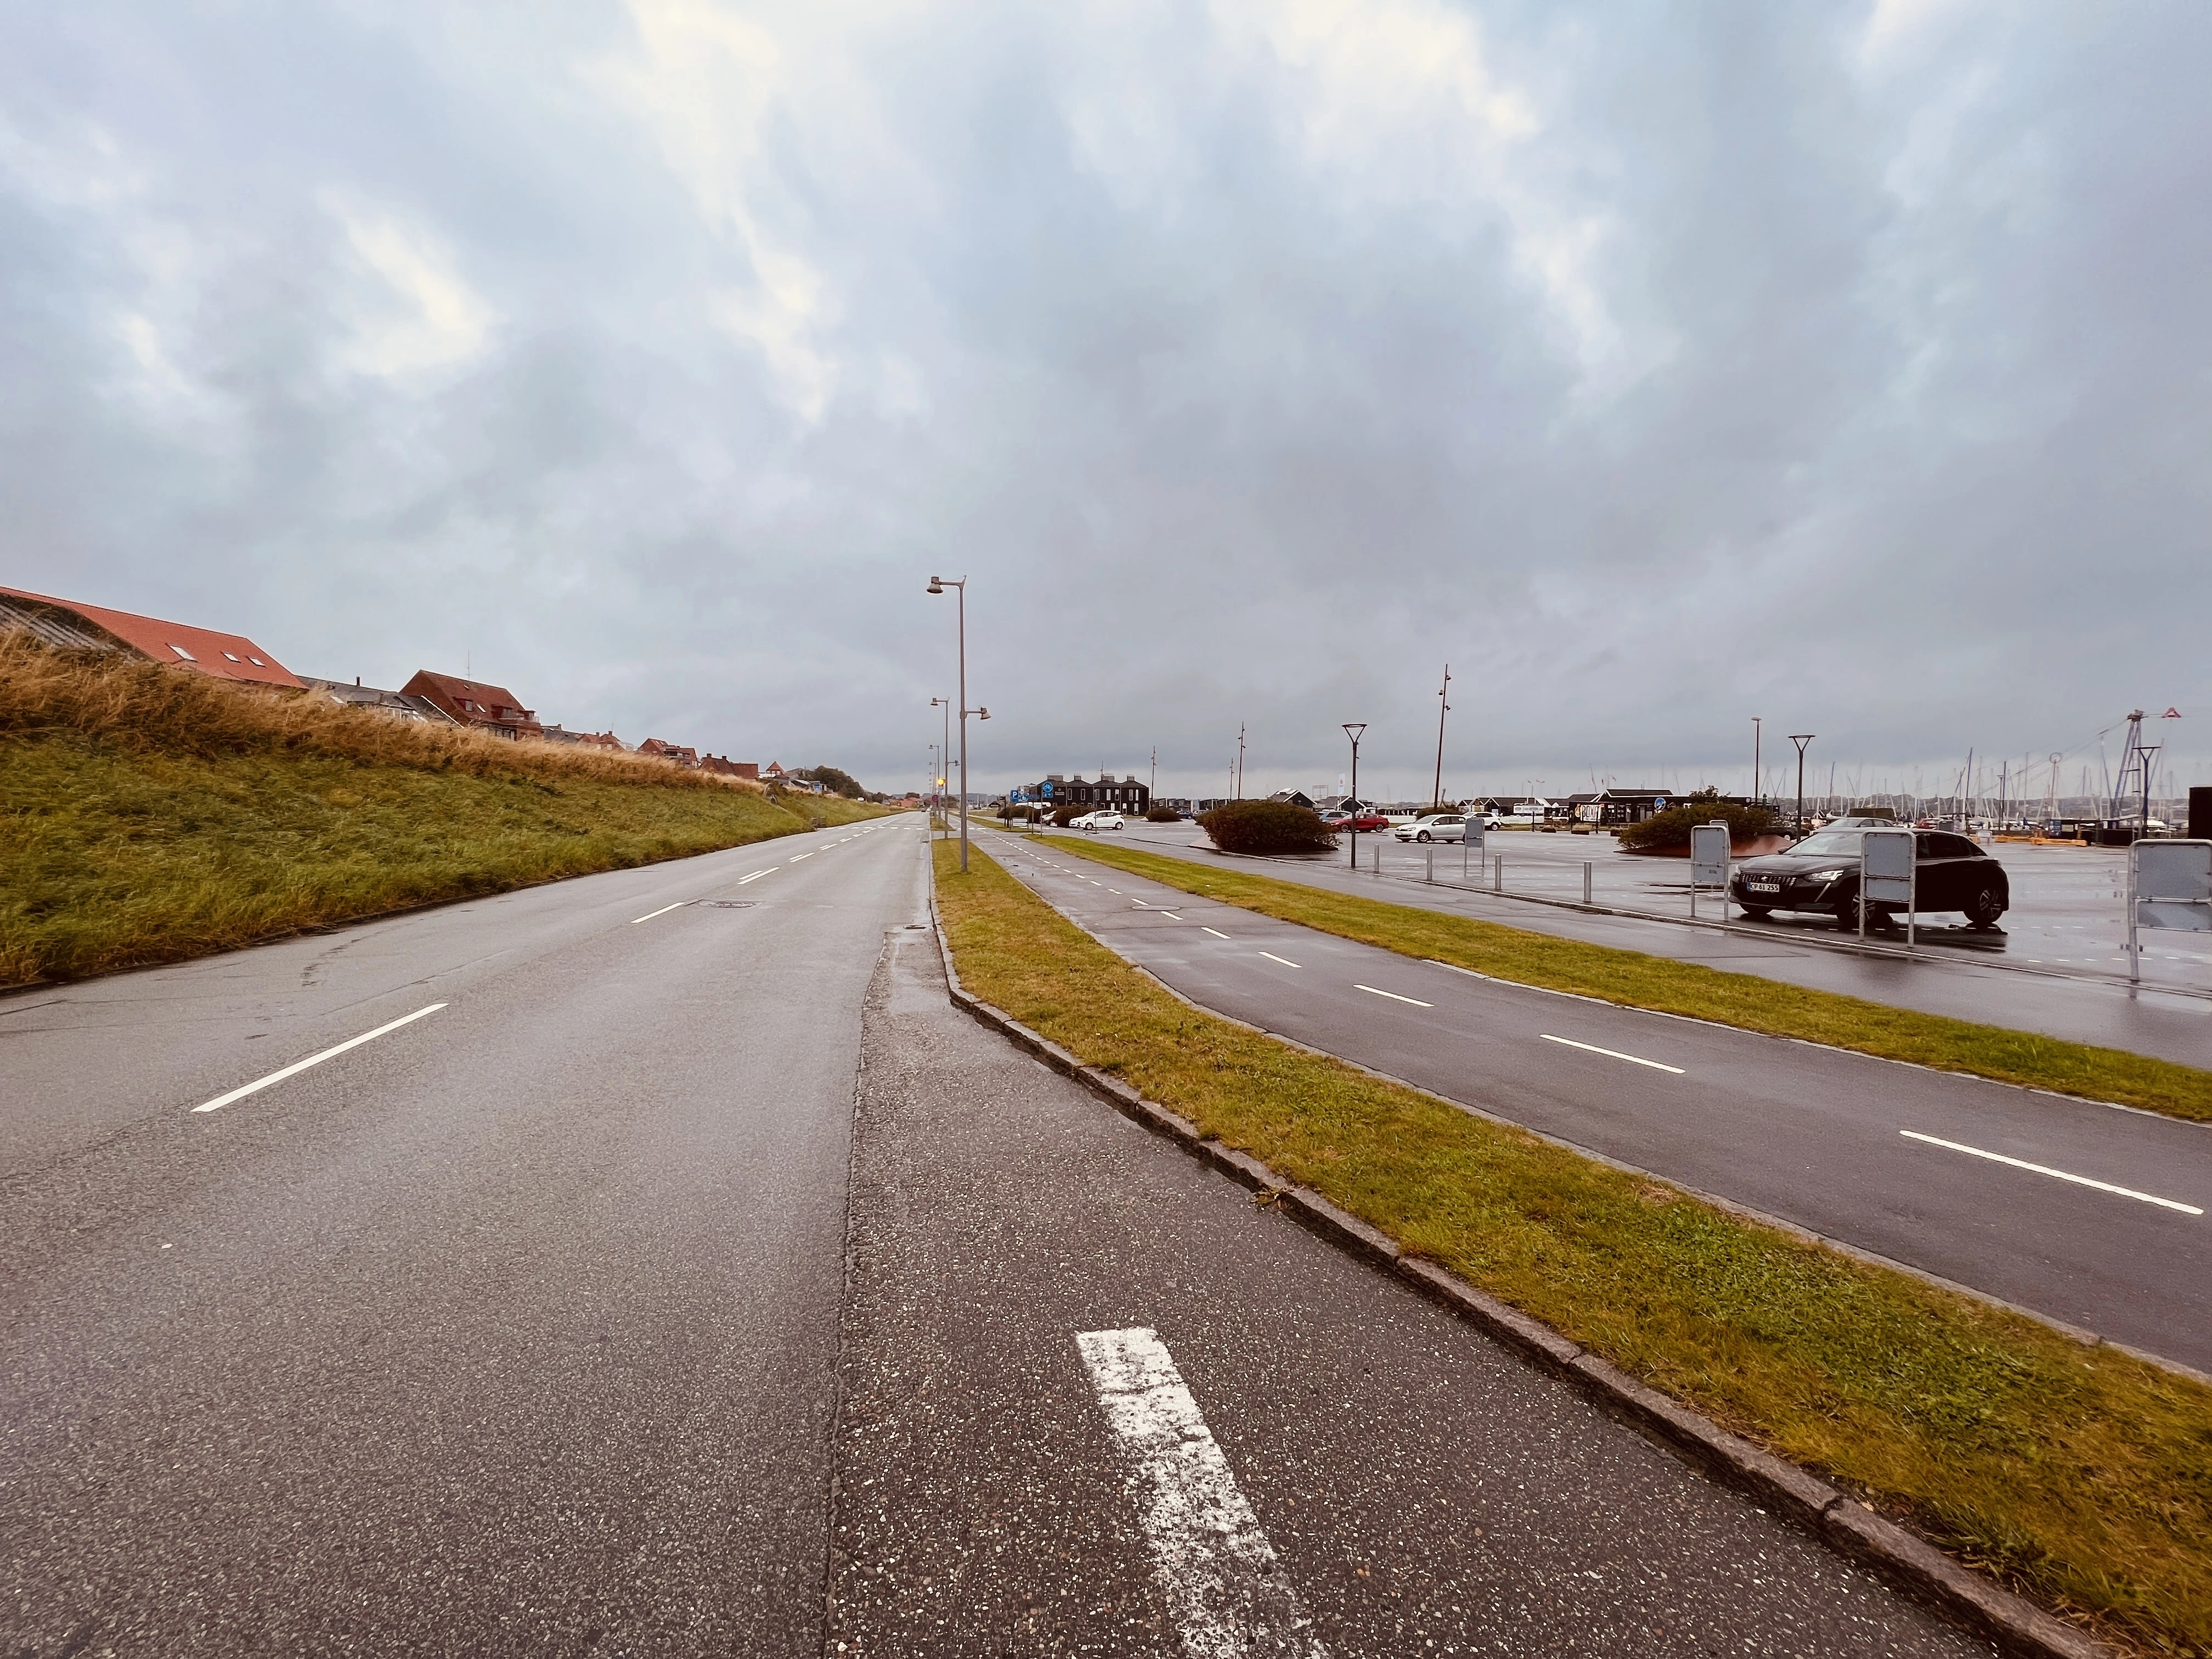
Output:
(1333, 812), (1390, 833)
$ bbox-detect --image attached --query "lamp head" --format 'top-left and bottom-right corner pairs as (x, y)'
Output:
(978, 707), (990, 720)
(1342, 723), (1367, 742)
(927, 576), (944, 594)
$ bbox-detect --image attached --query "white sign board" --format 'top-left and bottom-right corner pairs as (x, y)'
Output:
(2132, 841), (2212, 950)
(1861, 827), (1916, 946)
(1690, 822), (1731, 888)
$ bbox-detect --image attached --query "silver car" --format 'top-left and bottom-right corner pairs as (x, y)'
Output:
(1395, 813), (1469, 843)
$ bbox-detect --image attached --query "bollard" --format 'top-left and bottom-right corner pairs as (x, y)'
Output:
(1583, 861), (1592, 905)
(1372, 838), (1382, 874)
(1425, 842), (1435, 884)
(1493, 853), (1503, 893)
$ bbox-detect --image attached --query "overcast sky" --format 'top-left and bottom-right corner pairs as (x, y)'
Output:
(4, 1), (2206, 803)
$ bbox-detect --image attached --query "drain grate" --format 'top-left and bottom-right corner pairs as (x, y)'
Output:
(706, 900), (757, 909)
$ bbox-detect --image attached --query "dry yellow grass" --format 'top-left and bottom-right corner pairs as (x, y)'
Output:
(1, 636), (892, 984)
(0, 633), (761, 791)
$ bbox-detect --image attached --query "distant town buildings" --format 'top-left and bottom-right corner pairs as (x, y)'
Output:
(1014, 773), (1152, 813)
(0, 584), (852, 796)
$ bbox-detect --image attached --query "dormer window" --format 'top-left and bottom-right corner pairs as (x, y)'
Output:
(168, 644), (196, 661)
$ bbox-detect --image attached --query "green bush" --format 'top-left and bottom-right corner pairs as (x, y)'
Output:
(1198, 798), (1335, 854)
(1618, 789), (1779, 850)
(1146, 805), (1182, 823)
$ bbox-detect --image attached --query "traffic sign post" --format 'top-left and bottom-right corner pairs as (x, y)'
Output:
(1689, 820), (1730, 922)
(1861, 827), (1915, 949)
(2128, 839), (2212, 984)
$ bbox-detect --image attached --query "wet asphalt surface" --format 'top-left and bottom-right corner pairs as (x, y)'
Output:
(828, 915), (1991, 1657)
(990, 836), (2212, 1372)
(4, 823), (2000, 1653)
(1085, 823), (2212, 1069)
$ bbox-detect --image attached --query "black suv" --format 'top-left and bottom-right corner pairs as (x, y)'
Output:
(1729, 827), (2009, 929)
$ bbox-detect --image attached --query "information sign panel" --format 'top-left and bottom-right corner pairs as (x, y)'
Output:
(1689, 820), (1730, 920)
(1689, 822), (1730, 887)
(2130, 840), (2212, 982)
(1861, 828), (1915, 946)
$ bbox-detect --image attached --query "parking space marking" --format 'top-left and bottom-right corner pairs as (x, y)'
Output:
(1202, 927), (1231, 939)
(1077, 1328), (1328, 1658)
(630, 901), (689, 924)
(192, 1004), (448, 1114)
(1539, 1034), (1685, 1074)
(1899, 1131), (2202, 1215)
(1355, 984), (1433, 1008)
(1259, 952), (1301, 969)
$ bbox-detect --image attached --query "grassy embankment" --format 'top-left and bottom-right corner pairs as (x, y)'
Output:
(934, 840), (2211, 1656)
(1026, 832), (2212, 1124)
(0, 636), (890, 987)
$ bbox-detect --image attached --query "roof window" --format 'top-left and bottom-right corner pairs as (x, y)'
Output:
(248, 657), (265, 665)
(168, 644), (196, 661)
(222, 651), (241, 662)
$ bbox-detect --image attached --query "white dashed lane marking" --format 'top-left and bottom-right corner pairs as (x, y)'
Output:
(1899, 1131), (2202, 1215)
(1539, 1034), (1685, 1075)
(191, 1004), (448, 1115)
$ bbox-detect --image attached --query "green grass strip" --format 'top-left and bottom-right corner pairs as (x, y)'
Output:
(1023, 832), (2212, 1124)
(935, 839), (2211, 1656)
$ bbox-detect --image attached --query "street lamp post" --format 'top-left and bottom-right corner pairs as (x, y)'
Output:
(928, 742), (939, 825)
(930, 697), (952, 836)
(1343, 723), (1367, 870)
(1790, 733), (1815, 838)
(927, 578), (985, 872)
(1432, 664), (1451, 811)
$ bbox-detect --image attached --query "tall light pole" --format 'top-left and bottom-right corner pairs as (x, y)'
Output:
(1790, 733), (1814, 838)
(1431, 663), (1451, 810)
(1343, 723), (1367, 870)
(1236, 723), (1245, 800)
(927, 578), (986, 872)
(1150, 744), (1157, 810)
(928, 741), (939, 823)
(1752, 716), (1763, 808)
(930, 697), (951, 835)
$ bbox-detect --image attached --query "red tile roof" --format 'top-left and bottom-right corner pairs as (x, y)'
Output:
(0, 585), (301, 687)
(402, 669), (543, 738)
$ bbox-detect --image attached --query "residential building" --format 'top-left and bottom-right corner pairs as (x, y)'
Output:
(699, 755), (757, 779)
(1023, 773), (1151, 813)
(639, 738), (701, 768)
(1, 584), (301, 688)
(300, 676), (459, 725)
(400, 670), (544, 740)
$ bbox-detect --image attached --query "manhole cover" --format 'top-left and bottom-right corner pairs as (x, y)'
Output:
(707, 900), (756, 909)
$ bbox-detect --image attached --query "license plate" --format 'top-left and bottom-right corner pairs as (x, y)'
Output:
(1748, 881), (1780, 893)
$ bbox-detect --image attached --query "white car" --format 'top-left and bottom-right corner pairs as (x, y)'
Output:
(1395, 813), (1469, 843)
(1071, 811), (1125, 831)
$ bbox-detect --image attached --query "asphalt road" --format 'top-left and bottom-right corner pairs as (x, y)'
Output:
(1, 820), (2010, 1653)
(1086, 821), (2212, 1068)
(992, 836), (2212, 1373)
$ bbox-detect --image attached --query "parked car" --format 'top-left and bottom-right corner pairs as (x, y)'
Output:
(1316, 809), (1351, 827)
(1071, 811), (1125, 832)
(1332, 812), (1390, 833)
(1729, 827), (2009, 928)
(1395, 813), (1469, 843)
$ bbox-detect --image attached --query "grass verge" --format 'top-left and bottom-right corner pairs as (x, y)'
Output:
(1026, 832), (2212, 1124)
(0, 637), (891, 985)
(935, 839), (2211, 1657)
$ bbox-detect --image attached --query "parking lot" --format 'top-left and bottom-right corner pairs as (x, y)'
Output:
(1064, 819), (2212, 1065)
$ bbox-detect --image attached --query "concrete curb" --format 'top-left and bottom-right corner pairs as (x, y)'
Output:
(924, 878), (2111, 1659)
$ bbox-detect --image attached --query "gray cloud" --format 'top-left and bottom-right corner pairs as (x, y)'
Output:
(3, 1), (2205, 804)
